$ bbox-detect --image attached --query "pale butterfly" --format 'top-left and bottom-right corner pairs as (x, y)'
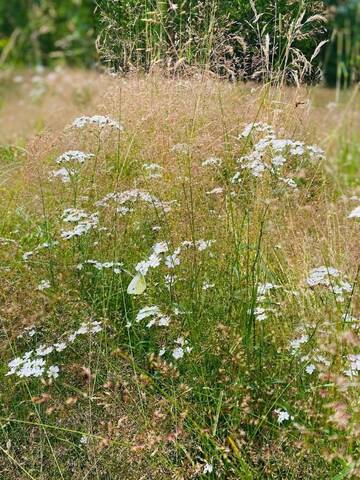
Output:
(127, 273), (146, 295)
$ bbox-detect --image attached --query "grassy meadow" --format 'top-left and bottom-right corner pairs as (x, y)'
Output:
(0, 68), (360, 479)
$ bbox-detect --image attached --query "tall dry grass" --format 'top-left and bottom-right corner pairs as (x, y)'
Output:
(0, 69), (359, 478)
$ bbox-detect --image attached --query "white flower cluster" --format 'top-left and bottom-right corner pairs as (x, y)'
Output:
(289, 333), (331, 375)
(56, 150), (94, 164)
(202, 281), (215, 290)
(49, 167), (72, 183)
(60, 208), (99, 240)
(239, 122), (274, 138)
(345, 353), (360, 377)
(7, 320), (102, 379)
(17, 325), (37, 339)
(159, 336), (192, 360)
(37, 279), (51, 291)
(232, 122), (324, 185)
(164, 239), (215, 269)
(22, 241), (59, 262)
(202, 156), (222, 167)
(78, 259), (123, 274)
(274, 408), (293, 424)
(289, 334), (309, 354)
(306, 266), (352, 302)
(249, 282), (280, 321)
(72, 115), (124, 131)
(135, 305), (171, 328)
(95, 189), (174, 215)
(203, 463), (213, 474)
(135, 241), (169, 275)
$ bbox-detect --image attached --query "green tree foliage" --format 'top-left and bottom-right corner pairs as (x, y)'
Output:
(323, 0), (360, 86)
(0, 0), (97, 66)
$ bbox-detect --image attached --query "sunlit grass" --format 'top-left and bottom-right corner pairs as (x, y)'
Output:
(0, 69), (359, 479)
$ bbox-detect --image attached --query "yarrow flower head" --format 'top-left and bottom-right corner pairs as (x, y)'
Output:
(49, 167), (72, 183)
(60, 208), (99, 240)
(289, 334), (309, 354)
(172, 337), (192, 360)
(135, 305), (171, 328)
(37, 279), (51, 291)
(81, 260), (123, 274)
(345, 353), (360, 377)
(135, 241), (169, 275)
(72, 115), (124, 131)
(203, 463), (213, 474)
(6, 320), (102, 380)
(95, 189), (175, 215)
(306, 266), (340, 287)
(274, 409), (293, 424)
(56, 150), (94, 165)
(202, 156), (222, 167)
(306, 266), (352, 302)
(232, 122), (324, 185)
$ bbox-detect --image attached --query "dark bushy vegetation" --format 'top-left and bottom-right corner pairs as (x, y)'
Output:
(0, 0), (96, 66)
(97, 0), (328, 83)
(324, 0), (360, 87)
(0, 1), (359, 82)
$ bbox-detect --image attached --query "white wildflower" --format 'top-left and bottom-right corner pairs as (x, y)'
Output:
(272, 155), (286, 168)
(37, 279), (51, 291)
(60, 209), (98, 240)
(36, 345), (54, 356)
(274, 409), (293, 424)
(95, 189), (174, 214)
(56, 150), (94, 164)
(72, 115), (124, 131)
(49, 167), (72, 183)
(202, 156), (222, 167)
(172, 347), (184, 360)
(196, 239), (215, 251)
(306, 266), (340, 287)
(239, 122), (274, 138)
(157, 316), (171, 327)
(280, 177), (297, 188)
(345, 354), (360, 377)
(165, 248), (182, 268)
(254, 307), (267, 321)
(136, 306), (160, 322)
(305, 364), (316, 375)
(53, 342), (67, 352)
(203, 463), (213, 474)
(47, 365), (60, 379)
(289, 334), (309, 354)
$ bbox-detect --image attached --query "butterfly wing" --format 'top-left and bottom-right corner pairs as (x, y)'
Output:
(127, 273), (146, 295)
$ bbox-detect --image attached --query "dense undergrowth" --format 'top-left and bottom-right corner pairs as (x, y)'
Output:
(0, 69), (360, 479)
